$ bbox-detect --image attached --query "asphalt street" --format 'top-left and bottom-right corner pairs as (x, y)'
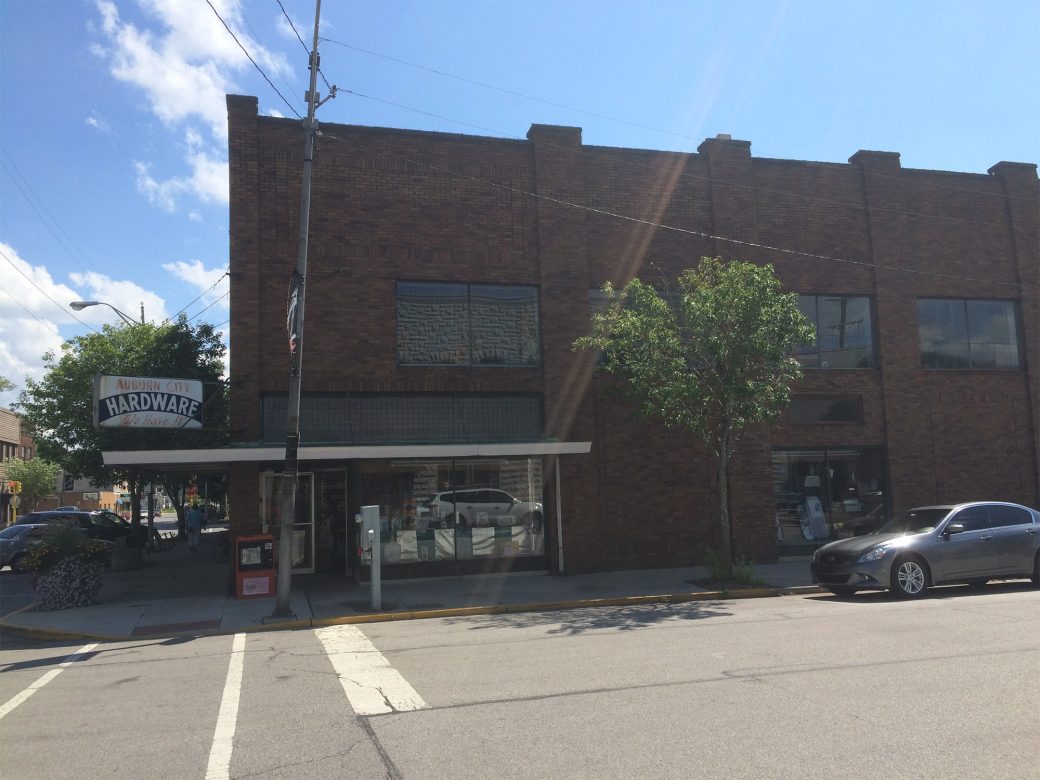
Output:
(1, 585), (1037, 779)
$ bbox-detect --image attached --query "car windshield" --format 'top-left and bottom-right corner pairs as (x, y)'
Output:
(0, 525), (31, 540)
(875, 508), (951, 535)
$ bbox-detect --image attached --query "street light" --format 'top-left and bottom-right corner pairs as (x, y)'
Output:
(70, 300), (144, 326)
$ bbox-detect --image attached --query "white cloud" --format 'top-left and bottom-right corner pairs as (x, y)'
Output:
(0, 318), (64, 409)
(0, 242), (86, 326)
(267, 108), (285, 119)
(93, 0), (287, 211)
(133, 130), (229, 211)
(187, 210), (202, 222)
(85, 112), (110, 131)
(161, 259), (229, 319)
(66, 270), (169, 325)
(0, 243), (169, 407)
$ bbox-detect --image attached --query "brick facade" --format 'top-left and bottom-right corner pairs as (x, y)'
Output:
(227, 94), (1038, 574)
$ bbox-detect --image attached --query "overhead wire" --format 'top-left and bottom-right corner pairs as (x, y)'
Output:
(0, 148), (94, 274)
(336, 89), (1026, 232)
(165, 270), (230, 323)
(232, 0), (301, 111)
(204, 0), (302, 120)
(187, 290), (230, 323)
(275, 0), (333, 94)
(0, 285), (62, 330)
(0, 248), (100, 332)
(321, 36), (1033, 204)
(317, 129), (1033, 291)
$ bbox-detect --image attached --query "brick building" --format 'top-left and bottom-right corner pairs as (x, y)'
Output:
(138, 94), (1040, 579)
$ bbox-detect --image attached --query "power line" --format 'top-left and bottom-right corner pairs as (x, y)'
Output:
(165, 270), (229, 323)
(0, 148), (94, 274)
(204, 0), (302, 120)
(0, 248), (100, 332)
(187, 290), (230, 323)
(274, 0), (333, 95)
(318, 130), (1034, 292)
(0, 285), (60, 329)
(337, 89), (1024, 232)
(322, 36), (1033, 204)
(232, 0), (301, 111)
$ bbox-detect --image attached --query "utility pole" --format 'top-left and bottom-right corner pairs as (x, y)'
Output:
(272, 0), (335, 618)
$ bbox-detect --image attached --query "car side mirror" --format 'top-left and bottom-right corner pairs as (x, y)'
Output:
(944, 522), (965, 536)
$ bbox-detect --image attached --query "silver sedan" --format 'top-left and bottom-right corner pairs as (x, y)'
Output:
(810, 502), (1040, 597)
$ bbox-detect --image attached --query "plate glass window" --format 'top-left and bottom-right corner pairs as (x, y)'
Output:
(917, 299), (1020, 369)
(795, 295), (874, 368)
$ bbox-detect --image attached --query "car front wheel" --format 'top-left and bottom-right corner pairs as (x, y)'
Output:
(891, 556), (929, 598)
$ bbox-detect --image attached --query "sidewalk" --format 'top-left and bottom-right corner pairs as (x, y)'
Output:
(0, 528), (820, 642)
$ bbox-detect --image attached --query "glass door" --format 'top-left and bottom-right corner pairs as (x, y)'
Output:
(260, 472), (315, 574)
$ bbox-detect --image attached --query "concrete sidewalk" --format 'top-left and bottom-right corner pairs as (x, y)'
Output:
(0, 528), (819, 642)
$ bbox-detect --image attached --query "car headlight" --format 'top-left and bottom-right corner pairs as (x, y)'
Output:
(856, 546), (890, 563)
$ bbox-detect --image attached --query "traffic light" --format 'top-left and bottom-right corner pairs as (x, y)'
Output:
(7, 480), (20, 494)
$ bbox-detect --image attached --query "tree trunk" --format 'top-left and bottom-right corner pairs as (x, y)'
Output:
(716, 431), (733, 580)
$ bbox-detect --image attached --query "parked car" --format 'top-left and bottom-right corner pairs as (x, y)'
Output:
(420, 489), (543, 530)
(811, 502), (1040, 598)
(0, 523), (50, 573)
(14, 510), (134, 543)
(55, 505), (80, 511)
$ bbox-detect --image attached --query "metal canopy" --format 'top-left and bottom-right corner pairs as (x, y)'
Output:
(102, 441), (592, 468)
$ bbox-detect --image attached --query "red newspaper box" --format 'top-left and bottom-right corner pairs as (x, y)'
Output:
(235, 534), (275, 599)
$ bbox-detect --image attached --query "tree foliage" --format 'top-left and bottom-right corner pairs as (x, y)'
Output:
(0, 376), (14, 393)
(16, 317), (228, 526)
(575, 257), (814, 574)
(4, 457), (62, 513)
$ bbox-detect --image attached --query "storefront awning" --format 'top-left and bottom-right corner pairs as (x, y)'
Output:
(102, 441), (592, 468)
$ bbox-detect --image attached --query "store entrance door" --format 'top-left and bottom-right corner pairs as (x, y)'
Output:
(260, 472), (315, 575)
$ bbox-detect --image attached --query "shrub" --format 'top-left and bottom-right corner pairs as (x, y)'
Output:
(24, 524), (109, 574)
(27, 525), (109, 611)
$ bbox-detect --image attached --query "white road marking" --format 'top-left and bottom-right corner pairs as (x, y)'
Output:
(315, 625), (427, 715)
(0, 642), (99, 721)
(205, 633), (246, 780)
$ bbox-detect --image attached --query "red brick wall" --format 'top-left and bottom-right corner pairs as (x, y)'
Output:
(227, 95), (1038, 574)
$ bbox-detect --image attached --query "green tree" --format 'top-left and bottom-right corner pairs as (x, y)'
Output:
(575, 257), (814, 577)
(16, 316), (228, 536)
(0, 376), (14, 393)
(4, 457), (62, 513)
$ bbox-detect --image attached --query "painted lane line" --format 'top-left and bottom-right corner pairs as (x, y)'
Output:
(315, 625), (427, 716)
(0, 642), (99, 722)
(205, 633), (246, 780)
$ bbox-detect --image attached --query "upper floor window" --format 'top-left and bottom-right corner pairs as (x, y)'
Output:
(917, 299), (1020, 369)
(397, 282), (541, 367)
(795, 295), (875, 368)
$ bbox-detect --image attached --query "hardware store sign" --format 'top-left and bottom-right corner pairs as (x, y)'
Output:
(94, 375), (203, 429)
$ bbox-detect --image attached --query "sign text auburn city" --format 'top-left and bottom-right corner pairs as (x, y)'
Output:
(93, 375), (205, 429)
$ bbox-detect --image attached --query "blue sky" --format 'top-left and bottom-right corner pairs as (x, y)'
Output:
(2, 0), (1037, 408)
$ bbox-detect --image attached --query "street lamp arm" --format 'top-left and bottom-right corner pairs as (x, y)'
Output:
(70, 300), (143, 326)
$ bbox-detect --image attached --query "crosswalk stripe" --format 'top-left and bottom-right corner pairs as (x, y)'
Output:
(0, 642), (98, 722)
(315, 625), (427, 715)
(205, 633), (246, 780)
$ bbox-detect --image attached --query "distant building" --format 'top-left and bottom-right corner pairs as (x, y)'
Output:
(1, 407), (35, 522)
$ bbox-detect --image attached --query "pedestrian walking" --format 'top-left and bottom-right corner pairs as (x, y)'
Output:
(186, 503), (205, 551)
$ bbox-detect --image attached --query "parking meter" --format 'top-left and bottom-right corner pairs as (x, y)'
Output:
(360, 505), (381, 610)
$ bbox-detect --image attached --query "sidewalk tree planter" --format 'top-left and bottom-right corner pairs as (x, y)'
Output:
(25, 525), (110, 611)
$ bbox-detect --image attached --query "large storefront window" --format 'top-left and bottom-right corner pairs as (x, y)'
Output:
(358, 457), (545, 564)
(773, 449), (885, 542)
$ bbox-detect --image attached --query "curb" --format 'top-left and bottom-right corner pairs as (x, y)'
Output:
(0, 584), (826, 643)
